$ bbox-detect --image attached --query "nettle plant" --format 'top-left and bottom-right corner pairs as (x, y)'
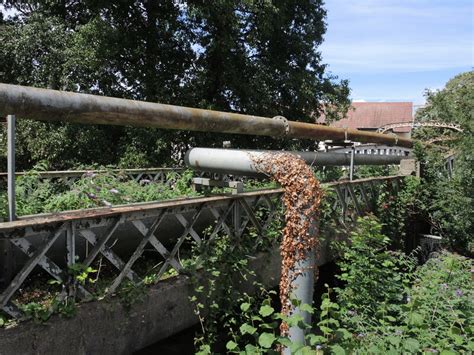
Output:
(225, 295), (324, 354)
(186, 203), (285, 354)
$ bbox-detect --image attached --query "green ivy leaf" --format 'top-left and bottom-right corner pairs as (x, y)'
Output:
(319, 325), (333, 335)
(298, 346), (316, 355)
(440, 350), (457, 355)
(259, 305), (275, 317)
(387, 335), (401, 346)
(226, 340), (238, 351)
(240, 323), (257, 335)
(449, 333), (464, 346)
(245, 344), (258, 353)
(258, 332), (276, 348)
(240, 302), (251, 312)
(409, 312), (424, 326)
(330, 344), (346, 355)
(335, 328), (352, 340)
(299, 303), (315, 314)
(306, 334), (326, 346)
(289, 342), (305, 354)
(260, 321), (278, 330)
(196, 344), (211, 355)
(467, 340), (474, 351)
(277, 336), (292, 347)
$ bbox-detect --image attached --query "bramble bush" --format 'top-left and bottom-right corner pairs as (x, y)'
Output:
(376, 175), (422, 250)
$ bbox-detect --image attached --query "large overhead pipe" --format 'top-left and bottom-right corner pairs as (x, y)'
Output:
(0, 84), (412, 148)
(184, 148), (407, 176)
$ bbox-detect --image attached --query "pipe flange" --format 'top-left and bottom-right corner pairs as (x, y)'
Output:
(272, 115), (290, 136)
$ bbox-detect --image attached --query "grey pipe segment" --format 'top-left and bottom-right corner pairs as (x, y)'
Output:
(184, 148), (406, 176)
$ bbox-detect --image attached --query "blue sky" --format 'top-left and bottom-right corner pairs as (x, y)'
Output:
(320, 0), (473, 104)
(2, 2), (472, 104)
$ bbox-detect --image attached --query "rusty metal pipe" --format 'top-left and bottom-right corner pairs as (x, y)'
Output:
(0, 83), (413, 148)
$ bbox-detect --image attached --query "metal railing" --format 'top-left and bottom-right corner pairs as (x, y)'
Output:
(0, 175), (402, 319)
(0, 168), (187, 186)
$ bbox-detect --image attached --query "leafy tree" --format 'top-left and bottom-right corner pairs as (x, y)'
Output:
(413, 71), (473, 255)
(0, 0), (350, 170)
(187, 0), (350, 150)
(415, 71), (473, 131)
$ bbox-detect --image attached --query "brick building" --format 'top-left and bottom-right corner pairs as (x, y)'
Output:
(319, 102), (414, 139)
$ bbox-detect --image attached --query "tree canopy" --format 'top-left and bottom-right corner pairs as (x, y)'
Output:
(0, 0), (350, 170)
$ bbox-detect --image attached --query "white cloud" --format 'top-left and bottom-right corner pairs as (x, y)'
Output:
(321, 0), (473, 73)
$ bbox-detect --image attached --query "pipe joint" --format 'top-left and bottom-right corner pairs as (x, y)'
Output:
(272, 116), (290, 136)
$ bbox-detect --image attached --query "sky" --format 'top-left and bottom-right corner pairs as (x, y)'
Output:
(1, 2), (472, 105)
(320, 0), (473, 104)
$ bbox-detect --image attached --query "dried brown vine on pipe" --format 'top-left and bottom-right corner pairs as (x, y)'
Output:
(251, 152), (322, 336)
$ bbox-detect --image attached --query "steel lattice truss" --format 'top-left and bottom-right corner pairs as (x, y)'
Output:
(0, 176), (402, 319)
(377, 121), (463, 133)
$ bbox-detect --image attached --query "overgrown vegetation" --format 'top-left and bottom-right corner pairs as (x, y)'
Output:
(1, 163), (472, 354)
(412, 71), (473, 255)
(188, 213), (472, 354)
(0, 163), (340, 220)
(179, 165), (473, 353)
(0, 32), (471, 351)
(0, 166), (198, 219)
(314, 218), (472, 354)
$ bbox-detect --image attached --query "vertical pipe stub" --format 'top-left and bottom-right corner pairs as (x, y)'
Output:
(248, 152), (322, 350)
(7, 114), (16, 221)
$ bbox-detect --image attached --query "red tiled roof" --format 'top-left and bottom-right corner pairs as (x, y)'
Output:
(318, 102), (413, 133)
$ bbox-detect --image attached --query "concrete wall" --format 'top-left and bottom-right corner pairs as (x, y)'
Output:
(0, 249), (282, 355)
(0, 237), (333, 355)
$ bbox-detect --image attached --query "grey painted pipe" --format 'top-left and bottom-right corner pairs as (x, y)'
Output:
(285, 247), (316, 351)
(185, 148), (406, 176)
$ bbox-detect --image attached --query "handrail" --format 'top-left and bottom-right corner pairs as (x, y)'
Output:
(0, 167), (184, 179)
(0, 175), (401, 230)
